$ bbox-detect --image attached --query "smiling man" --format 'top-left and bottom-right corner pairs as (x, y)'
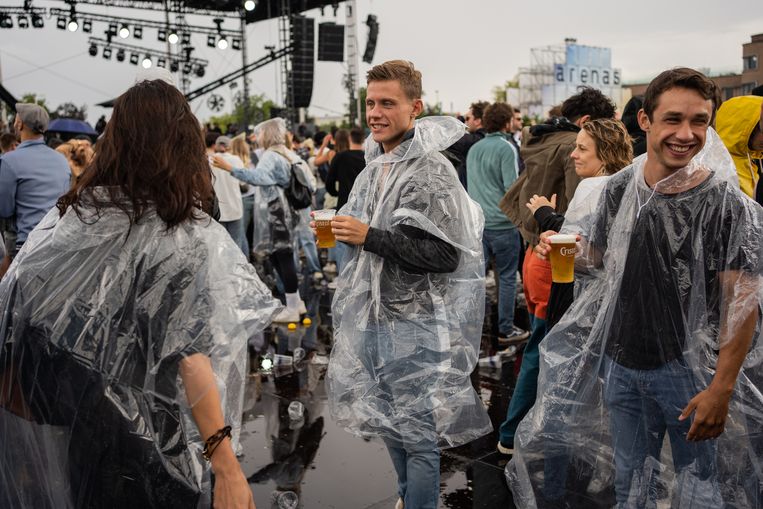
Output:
(324, 60), (491, 509)
(587, 68), (762, 506)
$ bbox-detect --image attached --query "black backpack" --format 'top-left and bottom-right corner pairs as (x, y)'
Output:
(273, 149), (314, 210)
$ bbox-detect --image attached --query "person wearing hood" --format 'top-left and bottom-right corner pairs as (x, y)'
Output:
(716, 95), (763, 201)
(317, 60), (491, 509)
(507, 68), (763, 508)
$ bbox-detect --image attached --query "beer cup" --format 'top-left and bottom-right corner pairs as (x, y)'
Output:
(313, 209), (336, 248)
(548, 234), (577, 283)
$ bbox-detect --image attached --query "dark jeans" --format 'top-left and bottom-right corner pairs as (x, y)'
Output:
(498, 315), (547, 446)
(482, 228), (521, 335)
(270, 249), (298, 294)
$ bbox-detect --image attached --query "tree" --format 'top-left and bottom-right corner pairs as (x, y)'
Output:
(208, 93), (274, 133)
(491, 79), (519, 103)
(51, 102), (87, 120)
(20, 93), (49, 112)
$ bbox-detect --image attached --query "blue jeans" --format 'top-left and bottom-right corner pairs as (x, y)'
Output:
(334, 241), (351, 275)
(498, 315), (546, 447)
(602, 356), (721, 508)
(482, 228), (521, 335)
(221, 218), (247, 257)
(384, 438), (440, 509)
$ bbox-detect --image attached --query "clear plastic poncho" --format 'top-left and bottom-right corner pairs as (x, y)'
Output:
(506, 129), (763, 508)
(0, 193), (281, 508)
(327, 116), (492, 449)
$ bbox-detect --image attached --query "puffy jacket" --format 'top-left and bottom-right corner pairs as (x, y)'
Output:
(499, 122), (580, 246)
(716, 95), (763, 198)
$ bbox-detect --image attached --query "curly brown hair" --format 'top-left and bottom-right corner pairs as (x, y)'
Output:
(581, 118), (634, 175)
(483, 102), (514, 133)
(57, 79), (213, 228)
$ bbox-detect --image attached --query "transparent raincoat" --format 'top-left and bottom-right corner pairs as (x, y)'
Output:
(328, 116), (492, 449)
(506, 130), (763, 508)
(0, 194), (281, 508)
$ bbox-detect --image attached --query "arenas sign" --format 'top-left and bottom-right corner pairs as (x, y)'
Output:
(553, 44), (622, 87)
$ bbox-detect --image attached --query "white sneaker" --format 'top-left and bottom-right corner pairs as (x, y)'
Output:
(312, 271), (324, 282)
(394, 498), (404, 509)
(323, 262), (337, 274)
(327, 280), (338, 290)
(272, 307), (300, 323)
(298, 300), (307, 315)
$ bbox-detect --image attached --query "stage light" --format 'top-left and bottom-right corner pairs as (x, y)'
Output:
(244, 0), (256, 11)
(129, 52), (139, 65)
(141, 55), (152, 69)
(119, 24), (130, 38)
(67, 18), (78, 32)
(0, 15), (13, 29)
(180, 32), (191, 45)
(195, 64), (205, 78)
(170, 60), (179, 72)
(88, 43), (97, 56)
(157, 57), (166, 68)
(116, 48), (125, 61)
(56, 16), (66, 29)
(31, 13), (43, 28)
(82, 19), (92, 32)
(102, 47), (112, 59)
(17, 15), (29, 29)
(168, 31), (179, 44)
(158, 29), (166, 41)
(183, 62), (193, 74)
(108, 22), (117, 36)
(207, 34), (216, 48)
(134, 26), (142, 39)
(231, 38), (242, 50)
(217, 36), (228, 50)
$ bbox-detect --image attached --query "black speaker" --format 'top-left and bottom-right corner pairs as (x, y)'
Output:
(362, 14), (378, 64)
(318, 22), (344, 62)
(288, 15), (315, 109)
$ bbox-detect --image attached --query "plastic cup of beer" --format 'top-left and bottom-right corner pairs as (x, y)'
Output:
(313, 209), (336, 248)
(548, 234), (577, 283)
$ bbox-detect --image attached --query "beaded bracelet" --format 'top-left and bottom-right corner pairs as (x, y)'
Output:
(202, 425), (232, 461)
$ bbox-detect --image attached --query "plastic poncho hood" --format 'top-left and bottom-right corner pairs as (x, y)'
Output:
(506, 129), (763, 508)
(716, 95), (763, 198)
(0, 194), (281, 508)
(327, 116), (492, 448)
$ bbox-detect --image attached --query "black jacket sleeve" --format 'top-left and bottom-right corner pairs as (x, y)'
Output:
(362, 224), (459, 274)
(325, 156), (339, 197)
(533, 206), (565, 232)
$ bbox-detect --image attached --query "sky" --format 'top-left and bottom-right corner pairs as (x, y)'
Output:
(1, 0), (762, 125)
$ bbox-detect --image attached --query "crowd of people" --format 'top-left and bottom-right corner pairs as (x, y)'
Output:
(0, 59), (761, 509)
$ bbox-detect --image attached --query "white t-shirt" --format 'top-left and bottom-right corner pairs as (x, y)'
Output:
(211, 153), (244, 222)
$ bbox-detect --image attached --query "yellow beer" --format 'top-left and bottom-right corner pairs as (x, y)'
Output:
(548, 234), (576, 283)
(313, 209), (336, 248)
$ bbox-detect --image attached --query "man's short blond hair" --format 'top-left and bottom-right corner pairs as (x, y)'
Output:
(366, 60), (422, 101)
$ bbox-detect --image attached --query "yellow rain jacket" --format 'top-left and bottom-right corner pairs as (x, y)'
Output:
(716, 95), (763, 198)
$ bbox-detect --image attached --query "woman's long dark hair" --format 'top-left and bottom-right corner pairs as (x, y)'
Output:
(57, 79), (213, 228)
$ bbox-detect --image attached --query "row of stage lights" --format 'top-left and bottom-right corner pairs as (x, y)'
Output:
(0, 12), (44, 28)
(56, 17), (241, 50)
(87, 43), (207, 77)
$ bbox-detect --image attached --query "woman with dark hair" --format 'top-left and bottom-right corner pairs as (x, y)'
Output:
(0, 78), (279, 508)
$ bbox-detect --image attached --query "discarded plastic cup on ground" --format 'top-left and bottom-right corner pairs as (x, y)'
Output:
(273, 490), (299, 509)
(273, 353), (293, 366)
(288, 401), (304, 421)
(313, 209), (336, 248)
(293, 347), (306, 363)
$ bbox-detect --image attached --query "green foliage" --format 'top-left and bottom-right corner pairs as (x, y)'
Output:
(20, 93), (49, 112)
(51, 102), (87, 120)
(347, 87), (367, 128)
(208, 93), (274, 132)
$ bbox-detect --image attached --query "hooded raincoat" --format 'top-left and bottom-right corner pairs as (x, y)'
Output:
(716, 95), (763, 199)
(327, 116), (492, 449)
(0, 194), (281, 508)
(506, 130), (763, 508)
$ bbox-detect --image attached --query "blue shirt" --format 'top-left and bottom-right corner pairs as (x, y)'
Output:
(466, 132), (519, 230)
(0, 139), (71, 246)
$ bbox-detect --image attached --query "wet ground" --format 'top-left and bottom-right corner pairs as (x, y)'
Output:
(239, 262), (524, 509)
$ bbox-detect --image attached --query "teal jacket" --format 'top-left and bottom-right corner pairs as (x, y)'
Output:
(466, 132), (519, 230)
